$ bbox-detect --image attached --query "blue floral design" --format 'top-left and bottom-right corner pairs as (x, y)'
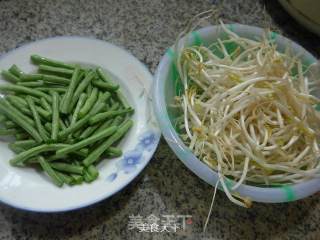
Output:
(106, 149), (143, 182)
(106, 172), (117, 182)
(138, 131), (157, 152)
(116, 149), (143, 174)
(106, 131), (157, 182)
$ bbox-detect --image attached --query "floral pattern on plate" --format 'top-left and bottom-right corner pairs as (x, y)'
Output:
(106, 130), (158, 182)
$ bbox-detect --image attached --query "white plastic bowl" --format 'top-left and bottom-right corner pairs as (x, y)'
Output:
(153, 24), (320, 203)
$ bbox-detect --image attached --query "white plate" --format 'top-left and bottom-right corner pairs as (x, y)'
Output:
(0, 36), (160, 212)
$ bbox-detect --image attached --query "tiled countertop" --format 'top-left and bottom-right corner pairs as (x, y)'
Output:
(0, 0), (319, 239)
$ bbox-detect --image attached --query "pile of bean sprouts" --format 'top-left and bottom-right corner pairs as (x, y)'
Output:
(173, 19), (320, 209)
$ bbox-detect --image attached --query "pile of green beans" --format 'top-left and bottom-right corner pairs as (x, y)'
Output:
(0, 55), (134, 187)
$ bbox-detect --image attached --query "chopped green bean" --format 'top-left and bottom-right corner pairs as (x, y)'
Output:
(24, 157), (39, 164)
(78, 87), (98, 118)
(86, 83), (92, 95)
(48, 148), (88, 161)
(89, 108), (134, 125)
(60, 67), (80, 114)
(51, 92), (59, 141)
(56, 126), (117, 156)
(116, 91), (131, 109)
(36, 87), (66, 93)
(79, 124), (100, 139)
(26, 96), (49, 142)
(17, 81), (44, 87)
(70, 174), (83, 185)
(56, 171), (73, 185)
(50, 162), (84, 175)
(93, 111), (123, 136)
(87, 165), (99, 181)
(1, 70), (20, 83)
(50, 154), (74, 163)
(96, 67), (113, 83)
(92, 80), (119, 91)
(31, 54), (75, 69)
(83, 119), (133, 166)
(38, 156), (63, 187)
(46, 154), (68, 162)
(83, 169), (93, 183)
(20, 73), (43, 81)
(88, 92), (111, 116)
(58, 114), (91, 139)
(70, 70), (95, 109)
(8, 64), (24, 78)
(38, 64), (74, 76)
(40, 97), (52, 113)
(42, 74), (70, 85)
(93, 119), (117, 137)
(70, 93), (86, 126)
(105, 147), (123, 158)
